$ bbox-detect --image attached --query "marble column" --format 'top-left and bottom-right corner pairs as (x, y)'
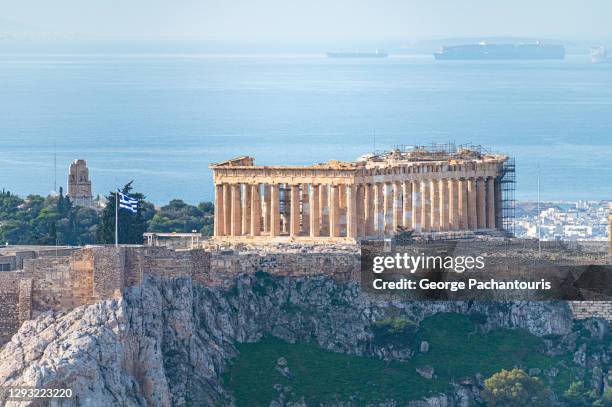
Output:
(392, 181), (402, 232)
(476, 177), (486, 229)
(430, 179), (440, 231)
(263, 184), (271, 233)
(364, 184), (374, 235)
(486, 177), (496, 229)
(374, 183), (384, 235)
(309, 184), (320, 237)
(250, 184), (261, 236)
(281, 185), (290, 234)
(230, 183), (241, 236)
(346, 185), (357, 238)
(412, 180), (421, 232)
(402, 181), (412, 229)
(458, 179), (468, 230)
(301, 184), (310, 236)
(242, 184), (251, 235)
(383, 182), (393, 235)
(270, 184), (280, 237)
(467, 178), (477, 230)
(449, 179), (459, 231)
(290, 185), (300, 237)
(329, 185), (340, 237)
(439, 178), (448, 231)
(214, 184), (224, 236)
(319, 185), (329, 236)
(356, 185), (365, 237)
(223, 183), (231, 236)
(338, 184), (347, 235)
(421, 180), (431, 232)
(494, 178), (502, 229)
(337, 184), (344, 209)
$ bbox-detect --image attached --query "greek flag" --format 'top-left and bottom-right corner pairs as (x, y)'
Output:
(118, 191), (138, 213)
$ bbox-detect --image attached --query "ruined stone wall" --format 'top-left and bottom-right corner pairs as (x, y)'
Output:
(2, 244), (610, 348)
(69, 249), (96, 307)
(189, 249), (211, 285)
(0, 256), (16, 271)
(92, 247), (125, 301)
(0, 273), (31, 344)
(141, 248), (194, 279)
(571, 302), (612, 321)
(0, 248), (79, 272)
(24, 257), (73, 315)
(124, 247), (144, 287)
(14, 252), (36, 270)
(122, 247), (210, 285)
(207, 251), (359, 286)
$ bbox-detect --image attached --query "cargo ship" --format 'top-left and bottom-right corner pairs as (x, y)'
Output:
(434, 42), (565, 60)
(326, 49), (388, 58)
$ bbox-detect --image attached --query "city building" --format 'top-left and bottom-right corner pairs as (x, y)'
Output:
(210, 146), (512, 242)
(515, 201), (611, 242)
(67, 159), (93, 207)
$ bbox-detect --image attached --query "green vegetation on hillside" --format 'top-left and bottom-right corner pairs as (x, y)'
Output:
(223, 313), (577, 406)
(0, 188), (214, 245)
(482, 368), (551, 407)
(97, 182), (151, 244)
(148, 199), (213, 236)
(0, 188), (98, 245)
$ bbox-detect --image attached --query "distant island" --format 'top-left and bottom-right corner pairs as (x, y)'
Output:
(434, 42), (565, 60)
(326, 49), (388, 58)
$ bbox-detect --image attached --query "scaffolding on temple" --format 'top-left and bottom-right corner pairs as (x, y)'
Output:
(500, 157), (516, 236)
(387, 142), (494, 160)
(390, 142), (516, 236)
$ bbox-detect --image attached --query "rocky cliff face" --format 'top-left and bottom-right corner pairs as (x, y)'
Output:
(0, 274), (606, 407)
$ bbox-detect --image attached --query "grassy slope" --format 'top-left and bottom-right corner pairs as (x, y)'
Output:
(223, 313), (574, 406)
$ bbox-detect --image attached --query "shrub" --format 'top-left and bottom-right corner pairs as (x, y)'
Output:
(372, 317), (417, 344)
(482, 368), (551, 407)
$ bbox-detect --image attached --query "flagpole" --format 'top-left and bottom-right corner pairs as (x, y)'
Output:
(115, 190), (118, 248)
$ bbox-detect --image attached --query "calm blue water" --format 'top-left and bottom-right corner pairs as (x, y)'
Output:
(0, 53), (611, 204)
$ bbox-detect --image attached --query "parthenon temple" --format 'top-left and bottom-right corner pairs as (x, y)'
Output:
(210, 146), (510, 242)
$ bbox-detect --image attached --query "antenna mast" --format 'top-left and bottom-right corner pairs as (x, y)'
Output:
(537, 165), (542, 256)
(54, 142), (57, 193)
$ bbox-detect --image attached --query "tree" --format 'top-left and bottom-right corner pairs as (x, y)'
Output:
(198, 201), (214, 215)
(482, 369), (551, 407)
(97, 181), (149, 244)
(49, 221), (58, 245)
(57, 187), (66, 216)
(1, 186), (214, 245)
(148, 199), (206, 233)
(72, 206), (99, 245)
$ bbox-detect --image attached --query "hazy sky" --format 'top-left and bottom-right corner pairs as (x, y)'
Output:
(3, 0), (611, 42)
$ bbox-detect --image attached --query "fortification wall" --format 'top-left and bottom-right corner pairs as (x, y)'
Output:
(0, 256), (16, 271)
(92, 247), (125, 301)
(24, 257), (74, 315)
(122, 247), (210, 285)
(208, 251), (359, 286)
(571, 301), (612, 321)
(1, 245), (610, 347)
(70, 248), (96, 307)
(0, 273), (32, 344)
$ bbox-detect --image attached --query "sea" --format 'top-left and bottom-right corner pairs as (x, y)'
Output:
(1, 50), (611, 204)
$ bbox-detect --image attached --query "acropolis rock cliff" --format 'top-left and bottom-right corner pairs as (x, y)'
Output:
(1, 271), (609, 406)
